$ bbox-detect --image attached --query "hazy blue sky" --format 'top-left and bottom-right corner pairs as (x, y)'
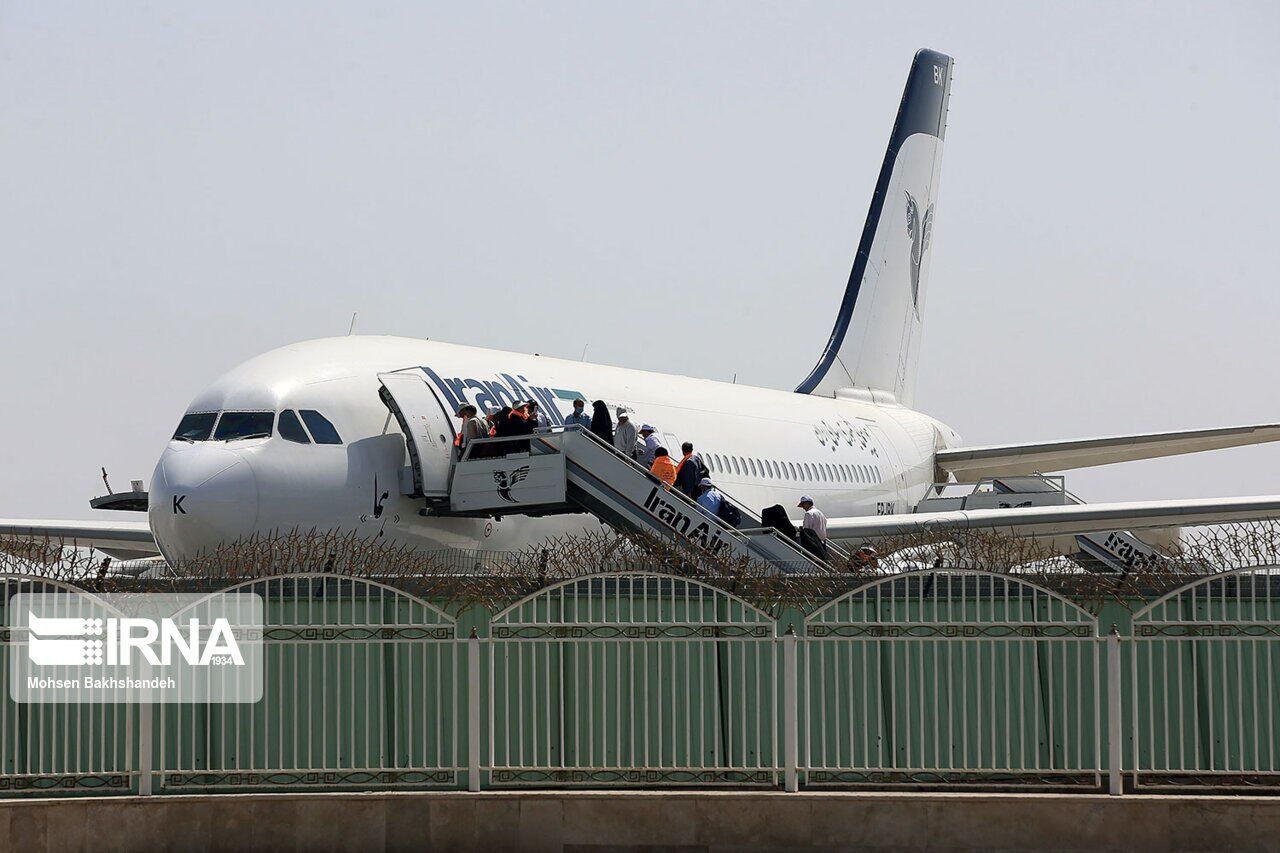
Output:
(2, 1), (1278, 520)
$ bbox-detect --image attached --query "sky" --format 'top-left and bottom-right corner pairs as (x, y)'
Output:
(2, 1), (1279, 520)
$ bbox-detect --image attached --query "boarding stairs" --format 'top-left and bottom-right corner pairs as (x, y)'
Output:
(915, 475), (1165, 574)
(434, 426), (830, 573)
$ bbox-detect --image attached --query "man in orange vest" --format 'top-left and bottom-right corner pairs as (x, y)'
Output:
(650, 447), (678, 487)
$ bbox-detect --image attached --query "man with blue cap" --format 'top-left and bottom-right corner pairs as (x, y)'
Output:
(638, 424), (660, 466)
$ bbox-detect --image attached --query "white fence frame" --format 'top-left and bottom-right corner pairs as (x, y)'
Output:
(1130, 566), (1280, 791)
(0, 576), (136, 795)
(800, 570), (1108, 789)
(153, 574), (465, 793)
(482, 573), (782, 787)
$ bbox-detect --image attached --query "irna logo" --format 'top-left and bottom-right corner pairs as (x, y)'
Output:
(27, 612), (245, 668)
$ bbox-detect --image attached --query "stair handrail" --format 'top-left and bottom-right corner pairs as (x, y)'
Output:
(460, 424), (836, 571)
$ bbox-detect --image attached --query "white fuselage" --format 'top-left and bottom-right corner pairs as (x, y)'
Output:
(147, 336), (960, 561)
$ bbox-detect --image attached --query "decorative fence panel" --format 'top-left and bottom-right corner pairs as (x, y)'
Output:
(484, 573), (781, 785)
(154, 574), (464, 792)
(1129, 567), (1280, 790)
(801, 570), (1106, 787)
(0, 576), (135, 795)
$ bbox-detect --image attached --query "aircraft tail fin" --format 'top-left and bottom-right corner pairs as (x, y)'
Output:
(796, 49), (954, 406)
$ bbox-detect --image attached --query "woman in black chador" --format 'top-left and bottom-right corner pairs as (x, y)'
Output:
(589, 400), (613, 444)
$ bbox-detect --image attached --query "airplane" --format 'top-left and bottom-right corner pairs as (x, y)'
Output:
(6, 48), (1280, 566)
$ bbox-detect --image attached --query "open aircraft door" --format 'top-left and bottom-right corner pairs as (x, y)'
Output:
(378, 370), (456, 498)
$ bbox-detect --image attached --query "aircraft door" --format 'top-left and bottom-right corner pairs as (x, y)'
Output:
(378, 370), (456, 498)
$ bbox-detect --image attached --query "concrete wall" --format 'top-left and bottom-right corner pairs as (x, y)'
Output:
(0, 790), (1277, 852)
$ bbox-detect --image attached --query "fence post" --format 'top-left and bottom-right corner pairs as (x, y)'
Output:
(138, 702), (153, 796)
(468, 628), (482, 792)
(783, 625), (798, 793)
(1107, 625), (1122, 796)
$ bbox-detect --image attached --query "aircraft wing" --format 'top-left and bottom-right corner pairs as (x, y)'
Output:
(828, 494), (1280, 542)
(0, 519), (159, 559)
(936, 423), (1280, 482)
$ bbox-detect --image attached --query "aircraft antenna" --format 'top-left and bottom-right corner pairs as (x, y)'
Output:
(580, 344), (588, 362)
(347, 312), (358, 335)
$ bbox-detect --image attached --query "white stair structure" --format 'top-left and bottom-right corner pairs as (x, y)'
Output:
(915, 476), (1166, 573)
(437, 428), (830, 573)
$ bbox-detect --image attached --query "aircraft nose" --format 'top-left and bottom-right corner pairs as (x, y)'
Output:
(149, 445), (259, 562)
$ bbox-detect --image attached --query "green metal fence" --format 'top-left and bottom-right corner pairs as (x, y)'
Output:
(0, 567), (1277, 796)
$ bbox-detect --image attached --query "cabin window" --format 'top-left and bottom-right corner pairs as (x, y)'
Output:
(213, 411), (274, 441)
(278, 410), (311, 444)
(172, 412), (216, 442)
(788, 462), (798, 480)
(748, 458), (758, 477)
(731, 457), (742, 476)
(300, 410), (343, 445)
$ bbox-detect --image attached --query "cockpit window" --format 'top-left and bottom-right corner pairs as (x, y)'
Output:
(277, 409), (310, 444)
(172, 412), (216, 442)
(299, 410), (342, 445)
(213, 411), (274, 441)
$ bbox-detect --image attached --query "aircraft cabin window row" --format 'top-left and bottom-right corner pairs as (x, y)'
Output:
(171, 410), (342, 445)
(704, 453), (880, 486)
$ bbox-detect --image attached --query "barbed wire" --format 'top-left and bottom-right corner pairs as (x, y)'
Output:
(4, 520), (1280, 616)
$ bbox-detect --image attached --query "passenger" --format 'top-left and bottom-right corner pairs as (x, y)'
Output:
(507, 403), (535, 452)
(797, 495), (829, 560)
(453, 406), (468, 454)
(650, 447), (677, 486)
(674, 442), (707, 498)
(853, 545), (880, 571)
(614, 409), (638, 460)
(525, 400), (550, 430)
(638, 424), (660, 466)
(463, 405), (488, 451)
(565, 398), (592, 430)
(456, 405), (487, 456)
(589, 400), (614, 444)
(695, 477), (724, 516)
(491, 406), (523, 455)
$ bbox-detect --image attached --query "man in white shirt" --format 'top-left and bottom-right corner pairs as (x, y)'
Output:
(614, 410), (639, 459)
(639, 424), (661, 466)
(798, 495), (828, 540)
